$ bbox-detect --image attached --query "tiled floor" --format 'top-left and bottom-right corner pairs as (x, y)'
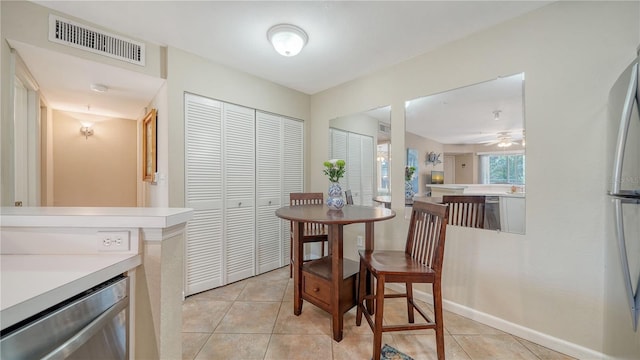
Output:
(182, 267), (575, 360)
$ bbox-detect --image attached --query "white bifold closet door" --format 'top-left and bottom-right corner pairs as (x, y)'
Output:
(185, 94), (224, 294)
(223, 103), (256, 284)
(281, 117), (304, 267)
(185, 93), (303, 296)
(256, 111), (283, 274)
(329, 128), (374, 206)
(184, 94), (256, 294)
(256, 111), (304, 274)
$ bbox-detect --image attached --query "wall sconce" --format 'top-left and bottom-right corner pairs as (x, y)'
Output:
(80, 122), (94, 140)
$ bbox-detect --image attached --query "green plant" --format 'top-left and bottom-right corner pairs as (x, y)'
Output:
(323, 159), (346, 182)
(405, 166), (416, 181)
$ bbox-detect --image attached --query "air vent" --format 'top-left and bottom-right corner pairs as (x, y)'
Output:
(49, 15), (145, 66)
(379, 122), (391, 135)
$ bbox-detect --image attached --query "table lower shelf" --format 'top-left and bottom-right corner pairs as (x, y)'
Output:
(300, 256), (359, 314)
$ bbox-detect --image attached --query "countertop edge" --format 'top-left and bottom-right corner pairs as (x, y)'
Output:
(1, 254), (141, 330)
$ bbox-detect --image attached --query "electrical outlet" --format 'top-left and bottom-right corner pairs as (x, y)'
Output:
(357, 235), (364, 248)
(97, 231), (130, 251)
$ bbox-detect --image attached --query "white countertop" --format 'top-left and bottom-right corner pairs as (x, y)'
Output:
(1, 253), (141, 329)
(0, 207), (193, 228)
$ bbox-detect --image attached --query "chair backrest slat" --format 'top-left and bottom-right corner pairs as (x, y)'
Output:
(345, 190), (354, 205)
(290, 193), (326, 233)
(442, 195), (486, 229)
(405, 201), (449, 271)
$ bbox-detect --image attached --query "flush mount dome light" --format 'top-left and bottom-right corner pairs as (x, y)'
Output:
(267, 24), (308, 57)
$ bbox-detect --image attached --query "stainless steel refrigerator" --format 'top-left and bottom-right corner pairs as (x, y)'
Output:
(605, 53), (640, 358)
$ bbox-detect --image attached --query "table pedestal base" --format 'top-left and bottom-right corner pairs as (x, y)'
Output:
(296, 256), (359, 341)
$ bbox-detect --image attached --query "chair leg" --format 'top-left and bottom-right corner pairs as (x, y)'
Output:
(355, 259), (367, 326)
(433, 280), (445, 360)
(289, 236), (293, 278)
(321, 241), (325, 256)
(372, 274), (385, 360)
(406, 282), (415, 323)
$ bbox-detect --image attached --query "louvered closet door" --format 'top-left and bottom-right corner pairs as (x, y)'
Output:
(281, 118), (304, 266)
(348, 133), (363, 204)
(256, 111), (282, 274)
(223, 103), (256, 283)
(184, 93), (224, 295)
(329, 128), (348, 189)
(360, 135), (374, 206)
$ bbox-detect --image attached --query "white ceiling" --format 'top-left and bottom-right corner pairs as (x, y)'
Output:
(406, 73), (525, 145)
(14, 1), (547, 127)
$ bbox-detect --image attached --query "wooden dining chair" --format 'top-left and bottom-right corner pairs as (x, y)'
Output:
(356, 200), (449, 360)
(345, 190), (354, 205)
(289, 192), (329, 277)
(442, 195), (486, 229)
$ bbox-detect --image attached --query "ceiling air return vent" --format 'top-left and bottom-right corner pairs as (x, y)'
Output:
(379, 122), (391, 135)
(49, 14), (145, 66)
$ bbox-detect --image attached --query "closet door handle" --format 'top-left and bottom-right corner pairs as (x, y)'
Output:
(238, 202), (242, 207)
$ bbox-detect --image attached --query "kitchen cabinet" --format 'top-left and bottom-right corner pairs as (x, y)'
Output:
(500, 196), (525, 234)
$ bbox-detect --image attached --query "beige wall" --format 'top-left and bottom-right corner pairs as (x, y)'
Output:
(165, 46), (310, 207)
(310, 2), (639, 358)
(0, 0), (164, 206)
(52, 110), (137, 206)
(405, 131), (444, 195)
(453, 153), (475, 184)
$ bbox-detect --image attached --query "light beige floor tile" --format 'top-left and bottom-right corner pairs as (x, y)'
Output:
(283, 279), (294, 300)
(181, 267), (573, 360)
(182, 332), (210, 360)
(194, 333), (271, 360)
(516, 337), (577, 360)
(444, 311), (505, 335)
(343, 307), (376, 336)
(237, 278), (289, 302)
(215, 301), (281, 334)
(251, 267), (290, 282)
(182, 299), (232, 332)
(393, 334), (470, 360)
(454, 334), (539, 360)
(332, 333), (395, 360)
(273, 301), (332, 335)
(189, 280), (247, 302)
(264, 334), (333, 360)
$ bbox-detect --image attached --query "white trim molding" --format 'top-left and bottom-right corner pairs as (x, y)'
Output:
(386, 283), (605, 360)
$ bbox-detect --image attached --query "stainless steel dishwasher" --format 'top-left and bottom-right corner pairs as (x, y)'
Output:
(484, 196), (501, 230)
(0, 275), (129, 360)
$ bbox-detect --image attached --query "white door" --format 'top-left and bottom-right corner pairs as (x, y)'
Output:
(256, 111), (282, 274)
(184, 93), (224, 295)
(13, 72), (40, 207)
(223, 103), (256, 283)
(444, 155), (455, 184)
(281, 118), (304, 266)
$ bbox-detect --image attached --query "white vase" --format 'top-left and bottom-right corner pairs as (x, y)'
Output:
(326, 182), (345, 210)
(405, 180), (415, 200)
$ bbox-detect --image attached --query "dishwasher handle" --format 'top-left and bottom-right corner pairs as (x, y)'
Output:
(41, 298), (128, 360)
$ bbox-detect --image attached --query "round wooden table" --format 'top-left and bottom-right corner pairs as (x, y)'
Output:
(275, 204), (395, 342)
(372, 195), (414, 209)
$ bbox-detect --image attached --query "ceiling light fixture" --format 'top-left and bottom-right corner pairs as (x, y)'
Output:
(90, 83), (109, 93)
(267, 24), (308, 57)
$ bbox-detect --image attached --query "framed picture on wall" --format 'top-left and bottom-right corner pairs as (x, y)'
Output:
(142, 108), (158, 182)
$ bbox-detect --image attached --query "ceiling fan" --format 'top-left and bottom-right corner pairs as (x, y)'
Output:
(483, 132), (517, 147)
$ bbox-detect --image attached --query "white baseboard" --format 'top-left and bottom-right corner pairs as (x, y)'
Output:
(385, 284), (604, 360)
